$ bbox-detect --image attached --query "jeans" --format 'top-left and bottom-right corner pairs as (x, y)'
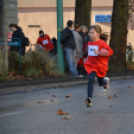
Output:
(64, 47), (78, 76)
(87, 71), (107, 98)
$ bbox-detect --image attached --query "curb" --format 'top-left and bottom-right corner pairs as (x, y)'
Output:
(0, 76), (134, 95)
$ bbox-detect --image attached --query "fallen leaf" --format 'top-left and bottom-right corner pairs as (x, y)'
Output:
(128, 85), (132, 88)
(53, 86), (57, 89)
(52, 95), (56, 97)
(56, 110), (64, 115)
(109, 105), (113, 107)
(65, 94), (71, 97)
(108, 96), (112, 99)
(99, 118), (103, 121)
(63, 112), (69, 115)
(68, 84), (70, 87)
(123, 77), (126, 79)
(25, 90), (28, 92)
(62, 116), (71, 120)
(113, 95), (118, 98)
(5, 92), (7, 95)
(38, 102), (44, 104)
(51, 99), (54, 102)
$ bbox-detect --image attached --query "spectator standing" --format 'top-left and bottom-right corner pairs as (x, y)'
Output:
(73, 24), (83, 66)
(61, 20), (78, 77)
(78, 25), (90, 77)
(9, 24), (26, 56)
(72, 25), (83, 77)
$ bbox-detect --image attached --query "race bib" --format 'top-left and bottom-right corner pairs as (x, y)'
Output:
(43, 39), (49, 45)
(88, 45), (99, 56)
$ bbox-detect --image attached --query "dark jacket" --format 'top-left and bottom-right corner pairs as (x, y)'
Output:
(10, 27), (26, 55)
(61, 27), (76, 50)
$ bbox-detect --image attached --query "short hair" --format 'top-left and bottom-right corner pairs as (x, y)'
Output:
(9, 24), (18, 28)
(67, 20), (74, 27)
(39, 30), (44, 34)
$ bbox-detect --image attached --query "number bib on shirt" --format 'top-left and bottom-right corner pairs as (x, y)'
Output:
(88, 45), (99, 56)
(43, 39), (49, 45)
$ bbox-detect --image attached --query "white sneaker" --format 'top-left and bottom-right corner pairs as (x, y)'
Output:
(78, 75), (84, 78)
(102, 77), (110, 91)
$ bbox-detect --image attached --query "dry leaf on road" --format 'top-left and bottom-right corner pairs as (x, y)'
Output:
(38, 101), (43, 104)
(108, 96), (112, 99)
(51, 99), (54, 102)
(62, 116), (71, 120)
(65, 94), (71, 98)
(128, 85), (132, 88)
(56, 110), (64, 115)
(99, 118), (103, 121)
(113, 95), (118, 98)
(53, 86), (57, 89)
(52, 95), (56, 97)
(63, 112), (69, 115)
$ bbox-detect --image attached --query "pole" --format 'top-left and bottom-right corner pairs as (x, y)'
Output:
(57, 0), (64, 72)
(4, 0), (8, 72)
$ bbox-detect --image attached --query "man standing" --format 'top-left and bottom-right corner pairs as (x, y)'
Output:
(37, 30), (54, 52)
(61, 20), (78, 77)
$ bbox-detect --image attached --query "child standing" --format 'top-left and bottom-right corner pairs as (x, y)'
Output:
(84, 25), (113, 107)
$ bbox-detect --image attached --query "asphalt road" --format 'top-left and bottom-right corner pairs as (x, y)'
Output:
(0, 78), (134, 134)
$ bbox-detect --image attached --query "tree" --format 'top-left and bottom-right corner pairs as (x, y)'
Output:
(75, 0), (91, 29)
(109, 0), (128, 71)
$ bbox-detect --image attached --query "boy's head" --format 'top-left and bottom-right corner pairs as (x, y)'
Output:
(39, 30), (44, 37)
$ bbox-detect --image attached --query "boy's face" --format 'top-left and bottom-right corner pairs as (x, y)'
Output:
(39, 33), (44, 37)
(88, 28), (100, 41)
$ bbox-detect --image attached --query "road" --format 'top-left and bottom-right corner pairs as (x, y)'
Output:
(0, 78), (134, 134)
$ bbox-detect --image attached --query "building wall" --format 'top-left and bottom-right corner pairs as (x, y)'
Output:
(0, 0), (18, 37)
(18, 7), (75, 48)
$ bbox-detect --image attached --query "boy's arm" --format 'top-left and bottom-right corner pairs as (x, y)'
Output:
(99, 41), (113, 56)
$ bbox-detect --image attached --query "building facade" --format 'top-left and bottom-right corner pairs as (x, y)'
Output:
(1, 0), (134, 50)
(0, 0), (18, 37)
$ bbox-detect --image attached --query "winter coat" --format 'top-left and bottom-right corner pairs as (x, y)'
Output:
(61, 27), (76, 50)
(10, 27), (26, 55)
(72, 31), (83, 58)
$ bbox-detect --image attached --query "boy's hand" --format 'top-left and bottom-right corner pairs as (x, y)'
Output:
(94, 49), (99, 55)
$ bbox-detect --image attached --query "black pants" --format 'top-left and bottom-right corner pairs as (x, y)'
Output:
(87, 71), (107, 98)
(77, 65), (87, 76)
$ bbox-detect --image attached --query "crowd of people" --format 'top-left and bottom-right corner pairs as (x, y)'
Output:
(8, 24), (57, 57)
(61, 20), (90, 78)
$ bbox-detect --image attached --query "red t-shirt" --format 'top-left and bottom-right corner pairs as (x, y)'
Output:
(37, 34), (54, 51)
(84, 39), (113, 77)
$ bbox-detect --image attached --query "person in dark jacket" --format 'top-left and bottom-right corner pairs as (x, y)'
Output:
(61, 20), (78, 77)
(9, 24), (26, 56)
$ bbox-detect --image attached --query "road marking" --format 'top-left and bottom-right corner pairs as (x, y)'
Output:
(0, 110), (26, 117)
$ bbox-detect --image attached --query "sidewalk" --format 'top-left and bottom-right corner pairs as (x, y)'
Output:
(0, 76), (133, 95)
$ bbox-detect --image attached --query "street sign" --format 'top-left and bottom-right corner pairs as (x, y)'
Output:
(0, 38), (22, 71)
(95, 14), (112, 23)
